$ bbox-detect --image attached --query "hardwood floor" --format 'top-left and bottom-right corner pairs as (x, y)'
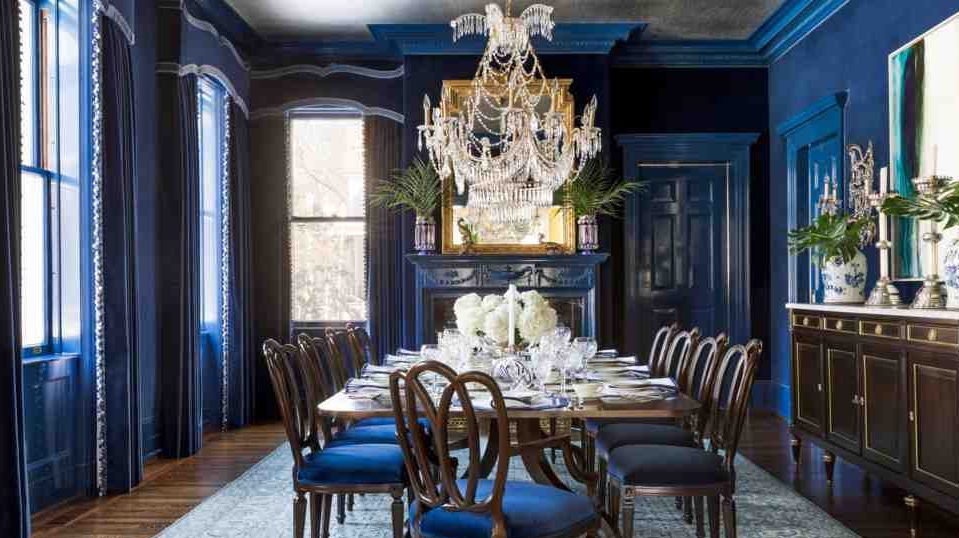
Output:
(30, 423), (288, 538)
(30, 413), (959, 537)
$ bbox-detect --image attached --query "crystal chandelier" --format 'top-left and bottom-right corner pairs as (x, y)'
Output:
(417, 1), (602, 223)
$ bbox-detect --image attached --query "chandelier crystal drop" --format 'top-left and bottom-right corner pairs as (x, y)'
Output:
(417, 1), (602, 223)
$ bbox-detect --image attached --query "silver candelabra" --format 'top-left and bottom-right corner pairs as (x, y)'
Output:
(910, 175), (950, 309)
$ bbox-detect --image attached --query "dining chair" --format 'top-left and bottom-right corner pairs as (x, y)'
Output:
(606, 340), (763, 538)
(595, 334), (728, 523)
(347, 323), (377, 366)
(390, 360), (601, 538)
(330, 327), (365, 378)
(659, 328), (701, 380)
(262, 339), (407, 538)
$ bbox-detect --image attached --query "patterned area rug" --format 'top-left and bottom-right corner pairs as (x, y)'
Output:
(156, 443), (859, 538)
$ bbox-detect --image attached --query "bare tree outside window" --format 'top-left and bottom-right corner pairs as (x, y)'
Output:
(289, 114), (367, 322)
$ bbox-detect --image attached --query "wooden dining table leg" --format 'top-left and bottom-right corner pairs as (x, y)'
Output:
(514, 418), (572, 491)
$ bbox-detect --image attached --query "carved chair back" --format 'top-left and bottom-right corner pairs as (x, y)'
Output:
(647, 323), (679, 375)
(704, 339), (763, 486)
(660, 327), (700, 381)
(681, 334), (727, 441)
(389, 361), (512, 537)
(262, 339), (319, 471)
(330, 328), (364, 378)
(347, 324), (376, 366)
(323, 329), (354, 388)
(296, 334), (336, 442)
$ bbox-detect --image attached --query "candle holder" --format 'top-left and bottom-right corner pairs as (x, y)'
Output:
(910, 175), (950, 309)
(847, 143), (898, 307)
(866, 190), (901, 306)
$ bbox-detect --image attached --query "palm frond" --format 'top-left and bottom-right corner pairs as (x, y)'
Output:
(567, 159), (647, 218)
(788, 212), (869, 265)
(882, 181), (959, 229)
(369, 158), (441, 216)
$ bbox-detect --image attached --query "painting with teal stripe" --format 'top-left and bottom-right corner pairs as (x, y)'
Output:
(889, 11), (959, 279)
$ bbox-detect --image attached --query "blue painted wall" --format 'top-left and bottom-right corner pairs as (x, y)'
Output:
(767, 0), (959, 419)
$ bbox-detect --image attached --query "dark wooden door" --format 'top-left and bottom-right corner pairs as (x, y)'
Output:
(824, 338), (861, 453)
(631, 164), (726, 354)
(908, 351), (959, 496)
(861, 343), (907, 472)
(793, 330), (825, 436)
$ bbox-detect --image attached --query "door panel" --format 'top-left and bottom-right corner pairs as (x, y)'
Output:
(825, 340), (860, 453)
(861, 344), (907, 471)
(793, 332), (825, 435)
(909, 352), (959, 496)
(633, 164), (726, 353)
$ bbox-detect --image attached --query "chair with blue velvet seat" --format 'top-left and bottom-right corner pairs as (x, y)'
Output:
(390, 360), (600, 538)
(329, 327), (365, 379)
(263, 339), (407, 538)
(595, 334), (727, 519)
(606, 339), (763, 538)
(347, 323), (377, 366)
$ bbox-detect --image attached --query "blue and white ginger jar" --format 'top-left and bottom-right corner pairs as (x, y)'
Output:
(820, 250), (867, 304)
(941, 238), (959, 308)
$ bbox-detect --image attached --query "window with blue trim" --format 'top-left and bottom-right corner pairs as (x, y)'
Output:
(18, 0), (82, 357)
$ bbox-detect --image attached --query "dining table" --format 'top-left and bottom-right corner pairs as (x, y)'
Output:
(316, 354), (702, 500)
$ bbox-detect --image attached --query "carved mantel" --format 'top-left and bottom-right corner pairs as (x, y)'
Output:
(406, 253), (609, 346)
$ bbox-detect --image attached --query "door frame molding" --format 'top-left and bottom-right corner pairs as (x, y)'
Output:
(617, 132), (758, 350)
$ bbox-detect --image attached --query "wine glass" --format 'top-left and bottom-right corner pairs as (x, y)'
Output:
(572, 336), (598, 372)
(530, 347), (555, 394)
(420, 344), (442, 397)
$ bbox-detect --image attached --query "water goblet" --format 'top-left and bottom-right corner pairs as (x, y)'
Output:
(572, 336), (598, 372)
(530, 346), (555, 394)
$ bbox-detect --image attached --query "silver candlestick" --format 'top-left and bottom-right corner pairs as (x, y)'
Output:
(849, 144), (897, 305)
(911, 175), (949, 309)
(867, 185), (901, 306)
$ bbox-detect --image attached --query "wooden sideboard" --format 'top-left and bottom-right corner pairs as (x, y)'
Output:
(787, 303), (959, 530)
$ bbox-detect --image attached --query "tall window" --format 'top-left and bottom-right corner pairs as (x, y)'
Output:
(19, 0), (80, 356)
(198, 78), (225, 335)
(289, 113), (367, 324)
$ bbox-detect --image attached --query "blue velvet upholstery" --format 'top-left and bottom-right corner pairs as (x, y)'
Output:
(297, 444), (406, 486)
(607, 445), (727, 486)
(411, 479), (597, 538)
(595, 424), (695, 457)
(586, 417), (672, 435)
(330, 424), (399, 445)
(353, 416), (431, 429)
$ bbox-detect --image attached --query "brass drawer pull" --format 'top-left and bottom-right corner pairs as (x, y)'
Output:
(836, 320), (844, 330)
(874, 324), (883, 336)
(928, 328), (938, 342)
(803, 317), (810, 326)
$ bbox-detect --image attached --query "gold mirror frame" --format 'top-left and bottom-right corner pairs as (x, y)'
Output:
(440, 78), (577, 255)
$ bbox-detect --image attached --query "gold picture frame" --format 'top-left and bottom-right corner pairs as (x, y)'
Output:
(440, 78), (577, 255)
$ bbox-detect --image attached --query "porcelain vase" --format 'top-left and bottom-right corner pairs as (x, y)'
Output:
(941, 238), (959, 308)
(820, 250), (867, 304)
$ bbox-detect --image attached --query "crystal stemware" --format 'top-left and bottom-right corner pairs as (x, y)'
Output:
(572, 336), (597, 372)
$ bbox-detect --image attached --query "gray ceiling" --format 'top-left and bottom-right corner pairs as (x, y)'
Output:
(223, 0), (787, 41)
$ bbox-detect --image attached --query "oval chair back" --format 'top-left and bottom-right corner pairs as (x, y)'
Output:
(324, 329), (356, 385)
(297, 333), (335, 399)
(704, 339), (763, 488)
(682, 334), (728, 441)
(295, 334), (336, 443)
(329, 328), (363, 379)
(660, 327), (700, 381)
(262, 339), (319, 471)
(347, 324), (376, 366)
(313, 335), (348, 391)
(647, 323), (678, 375)
(389, 361), (512, 537)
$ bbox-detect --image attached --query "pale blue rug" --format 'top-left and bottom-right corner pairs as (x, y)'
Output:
(156, 443), (858, 538)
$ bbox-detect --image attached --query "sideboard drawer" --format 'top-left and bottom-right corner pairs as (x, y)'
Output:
(860, 320), (902, 340)
(824, 317), (857, 334)
(793, 313), (822, 330)
(908, 324), (959, 347)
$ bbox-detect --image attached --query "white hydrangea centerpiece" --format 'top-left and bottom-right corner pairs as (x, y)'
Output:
(453, 288), (558, 346)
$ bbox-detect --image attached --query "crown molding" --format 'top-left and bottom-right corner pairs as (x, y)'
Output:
(368, 22), (645, 55)
(183, 0), (263, 56)
(612, 0), (850, 68)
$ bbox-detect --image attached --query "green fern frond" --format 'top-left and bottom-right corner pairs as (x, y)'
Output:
(567, 159), (647, 218)
(369, 158), (441, 216)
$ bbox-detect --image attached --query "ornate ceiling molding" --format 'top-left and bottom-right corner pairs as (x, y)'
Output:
(250, 63), (404, 80)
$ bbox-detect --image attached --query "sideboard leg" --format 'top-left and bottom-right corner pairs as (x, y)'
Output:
(904, 494), (920, 538)
(823, 451), (835, 484)
(790, 434), (801, 466)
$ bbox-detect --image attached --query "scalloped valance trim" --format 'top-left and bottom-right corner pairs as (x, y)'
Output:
(157, 62), (249, 119)
(250, 64), (404, 80)
(97, 0), (135, 45)
(250, 97), (403, 124)
(178, 0), (250, 72)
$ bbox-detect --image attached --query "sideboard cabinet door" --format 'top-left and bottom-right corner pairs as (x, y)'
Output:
(908, 351), (959, 496)
(824, 338), (861, 454)
(793, 331), (825, 436)
(861, 343), (907, 472)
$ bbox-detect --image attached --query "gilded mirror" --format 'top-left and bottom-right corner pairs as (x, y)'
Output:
(440, 78), (577, 255)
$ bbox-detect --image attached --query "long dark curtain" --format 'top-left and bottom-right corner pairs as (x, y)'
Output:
(158, 74), (203, 457)
(364, 116), (403, 360)
(250, 115), (289, 422)
(228, 101), (254, 427)
(0, 0), (29, 535)
(100, 15), (141, 491)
